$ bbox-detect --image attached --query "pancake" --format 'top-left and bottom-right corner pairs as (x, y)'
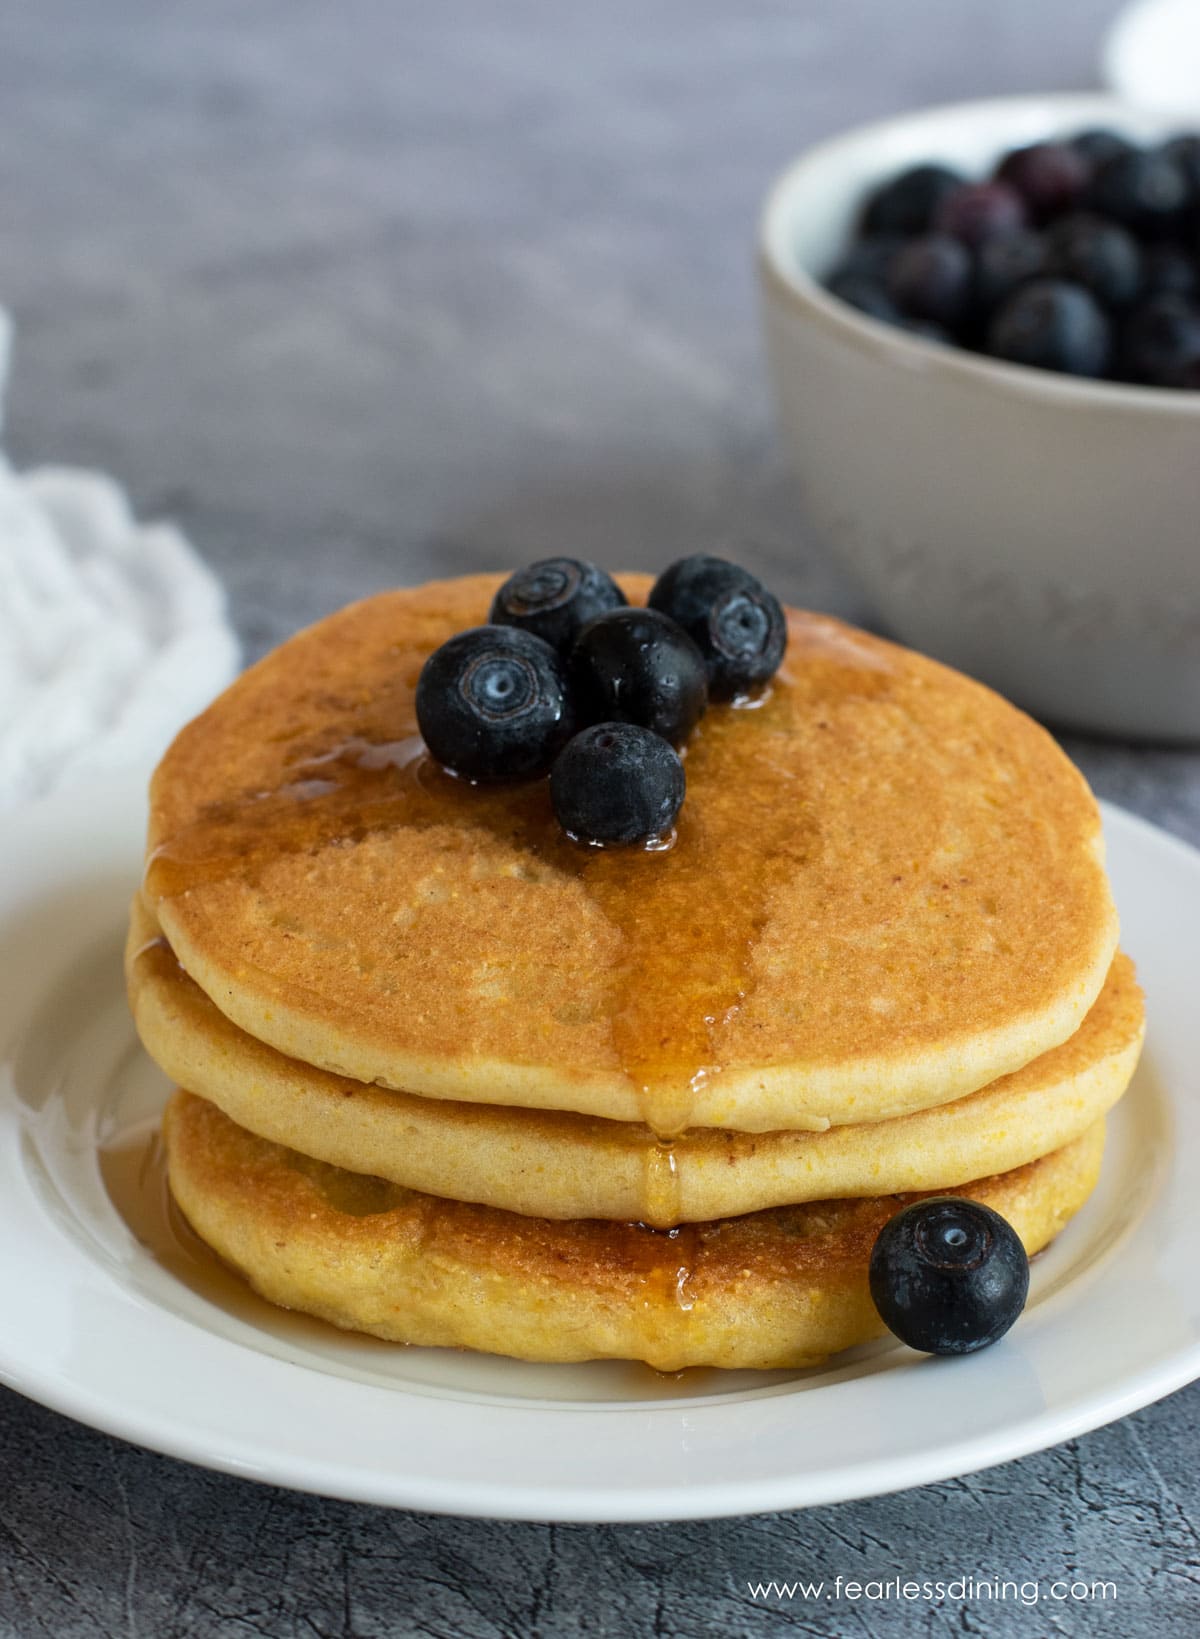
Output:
(164, 1091), (1106, 1370)
(128, 901), (1142, 1225)
(143, 573), (1118, 1136)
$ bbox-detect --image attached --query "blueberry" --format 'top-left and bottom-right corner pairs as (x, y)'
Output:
(935, 181), (1027, 247)
(886, 233), (973, 326)
(986, 279), (1112, 377)
(861, 163), (964, 237)
(1119, 295), (1200, 387)
(869, 1197), (1030, 1355)
(489, 557), (626, 653)
(648, 555), (788, 700)
(1085, 149), (1189, 237)
(1161, 133), (1200, 209)
(827, 234), (902, 286)
(826, 271), (900, 322)
(550, 723), (684, 846)
(973, 230), (1045, 316)
(1041, 214), (1142, 309)
(994, 141), (1089, 223)
(1140, 243), (1199, 302)
(1070, 128), (1138, 175)
(416, 625), (574, 781)
(568, 607), (707, 745)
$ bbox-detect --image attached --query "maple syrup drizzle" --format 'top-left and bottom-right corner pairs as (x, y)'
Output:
(143, 609), (894, 1146)
(669, 1224), (700, 1312)
(626, 1221), (702, 1364)
(642, 1139), (683, 1229)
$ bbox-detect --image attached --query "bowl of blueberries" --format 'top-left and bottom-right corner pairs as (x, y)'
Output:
(759, 94), (1200, 741)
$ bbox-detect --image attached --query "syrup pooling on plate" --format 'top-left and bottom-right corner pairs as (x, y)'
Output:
(110, 1100), (705, 1358)
(100, 1124), (297, 1328)
(100, 1121), (405, 1346)
(144, 604), (898, 1139)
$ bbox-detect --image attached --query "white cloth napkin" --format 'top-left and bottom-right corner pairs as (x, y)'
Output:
(0, 314), (239, 812)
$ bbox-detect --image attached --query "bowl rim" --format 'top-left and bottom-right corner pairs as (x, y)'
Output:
(759, 90), (1200, 417)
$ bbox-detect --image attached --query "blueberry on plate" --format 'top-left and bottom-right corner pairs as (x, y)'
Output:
(994, 140), (1089, 222)
(416, 625), (574, 781)
(648, 555), (787, 700)
(934, 181), (1027, 247)
(985, 279), (1112, 377)
(568, 607), (708, 745)
(1041, 214), (1142, 310)
(869, 1197), (1030, 1355)
(860, 163), (964, 237)
(489, 557), (626, 653)
(551, 722), (685, 846)
(886, 233), (973, 327)
(1085, 148), (1189, 237)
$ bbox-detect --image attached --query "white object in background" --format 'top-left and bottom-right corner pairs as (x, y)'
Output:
(0, 318), (238, 812)
(1104, 0), (1200, 116)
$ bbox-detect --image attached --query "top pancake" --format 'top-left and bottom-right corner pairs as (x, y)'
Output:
(143, 573), (1118, 1135)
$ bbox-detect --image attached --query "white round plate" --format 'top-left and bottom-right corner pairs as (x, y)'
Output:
(1, 775), (1197, 1522)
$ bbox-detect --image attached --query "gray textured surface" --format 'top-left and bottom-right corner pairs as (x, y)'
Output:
(2, 2), (1199, 1635)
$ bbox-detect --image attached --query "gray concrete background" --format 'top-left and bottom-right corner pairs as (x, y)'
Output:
(2, 2), (1198, 1634)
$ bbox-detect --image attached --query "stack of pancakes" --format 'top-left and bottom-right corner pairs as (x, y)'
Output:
(126, 575), (1143, 1371)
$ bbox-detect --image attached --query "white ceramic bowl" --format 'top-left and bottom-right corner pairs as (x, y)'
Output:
(760, 94), (1200, 741)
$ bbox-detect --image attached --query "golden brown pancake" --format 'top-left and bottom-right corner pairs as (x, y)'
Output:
(143, 574), (1118, 1136)
(164, 1091), (1106, 1371)
(128, 901), (1142, 1225)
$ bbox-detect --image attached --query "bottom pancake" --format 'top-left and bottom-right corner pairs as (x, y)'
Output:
(164, 1092), (1106, 1371)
